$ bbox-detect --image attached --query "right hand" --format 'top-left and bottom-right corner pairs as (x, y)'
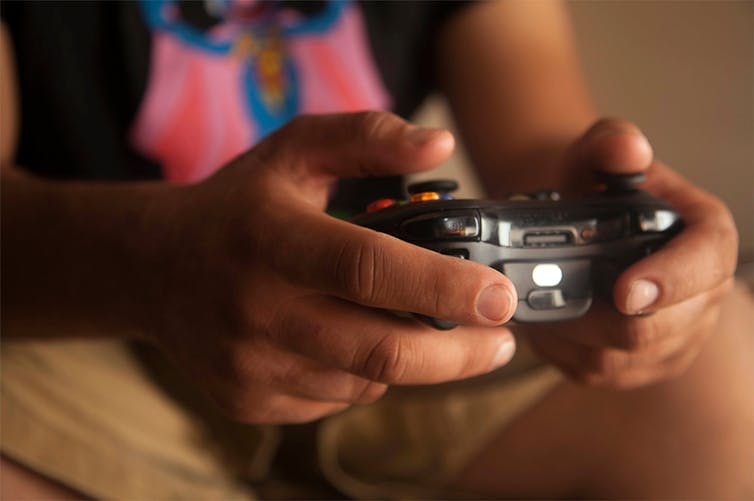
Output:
(149, 112), (518, 424)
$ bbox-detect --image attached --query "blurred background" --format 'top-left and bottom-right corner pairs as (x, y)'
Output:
(411, 0), (753, 270)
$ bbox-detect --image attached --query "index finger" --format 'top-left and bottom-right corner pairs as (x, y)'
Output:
(270, 294), (516, 385)
(614, 162), (738, 314)
(270, 209), (518, 327)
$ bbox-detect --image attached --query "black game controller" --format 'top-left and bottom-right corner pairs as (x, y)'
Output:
(351, 173), (683, 329)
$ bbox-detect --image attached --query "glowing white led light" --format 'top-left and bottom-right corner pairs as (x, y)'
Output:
(532, 264), (563, 287)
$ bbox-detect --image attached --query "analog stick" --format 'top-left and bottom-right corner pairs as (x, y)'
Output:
(594, 171), (646, 192)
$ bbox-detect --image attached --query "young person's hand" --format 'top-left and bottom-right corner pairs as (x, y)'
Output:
(152, 112), (518, 423)
(522, 118), (738, 388)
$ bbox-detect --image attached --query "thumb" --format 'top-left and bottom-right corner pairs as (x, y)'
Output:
(562, 118), (654, 194)
(256, 111), (455, 181)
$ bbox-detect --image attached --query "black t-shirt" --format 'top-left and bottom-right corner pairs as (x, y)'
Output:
(2, 0), (467, 211)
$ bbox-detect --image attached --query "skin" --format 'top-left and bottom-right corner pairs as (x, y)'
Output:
(1, 0), (751, 498)
(436, 0), (739, 390)
(435, 2), (751, 497)
(2, 111), (523, 422)
(451, 282), (754, 499)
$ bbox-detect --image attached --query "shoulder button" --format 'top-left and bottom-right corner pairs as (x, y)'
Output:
(407, 179), (458, 196)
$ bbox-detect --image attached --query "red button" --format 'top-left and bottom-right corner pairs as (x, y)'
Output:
(367, 198), (396, 213)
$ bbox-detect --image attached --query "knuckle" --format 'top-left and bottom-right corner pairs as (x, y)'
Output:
(427, 268), (454, 319)
(333, 233), (388, 305)
(359, 333), (409, 383)
(429, 259), (482, 322)
(352, 111), (397, 174)
(355, 110), (393, 140)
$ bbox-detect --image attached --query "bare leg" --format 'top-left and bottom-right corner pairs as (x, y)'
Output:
(452, 283), (754, 499)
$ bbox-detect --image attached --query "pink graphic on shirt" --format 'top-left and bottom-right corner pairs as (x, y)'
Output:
(130, 38), (254, 182)
(130, 1), (390, 183)
(287, 8), (388, 114)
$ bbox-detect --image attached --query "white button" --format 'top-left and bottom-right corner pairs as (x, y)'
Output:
(532, 264), (563, 287)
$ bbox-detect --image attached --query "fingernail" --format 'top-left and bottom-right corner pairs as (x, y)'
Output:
(492, 338), (516, 369)
(405, 126), (444, 146)
(477, 285), (513, 322)
(627, 279), (659, 314)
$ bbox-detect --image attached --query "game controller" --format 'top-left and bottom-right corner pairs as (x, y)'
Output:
(351, 173), (683, 329)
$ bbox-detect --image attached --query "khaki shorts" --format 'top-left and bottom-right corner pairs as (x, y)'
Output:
(0, 334), (560, 500)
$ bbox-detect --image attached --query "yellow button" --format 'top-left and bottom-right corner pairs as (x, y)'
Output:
(410, 192), (441, 202)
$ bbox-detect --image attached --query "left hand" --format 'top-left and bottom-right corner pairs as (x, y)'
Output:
(522, 118), (738, 389)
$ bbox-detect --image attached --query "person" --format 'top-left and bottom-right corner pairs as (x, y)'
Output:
(1, 1), (752, 499)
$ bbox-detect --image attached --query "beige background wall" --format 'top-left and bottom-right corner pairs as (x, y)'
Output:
(411, 0), (753, 264)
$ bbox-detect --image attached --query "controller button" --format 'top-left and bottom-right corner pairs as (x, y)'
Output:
(410, 191), (441, 202)
(526, 289), (566, 310)
(527, 289), (567, 310)
(532, 263), (563, 287)
(407, 179), (458, 195)
(366, 198), (396, 213)
(401, 215), (480, 240)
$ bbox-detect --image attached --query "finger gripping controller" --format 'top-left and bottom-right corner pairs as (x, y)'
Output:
(351, 175), (682, 328)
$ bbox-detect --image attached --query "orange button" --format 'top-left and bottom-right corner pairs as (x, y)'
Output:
(410, 192), (441, 202)
(366, 198), (396, 213)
